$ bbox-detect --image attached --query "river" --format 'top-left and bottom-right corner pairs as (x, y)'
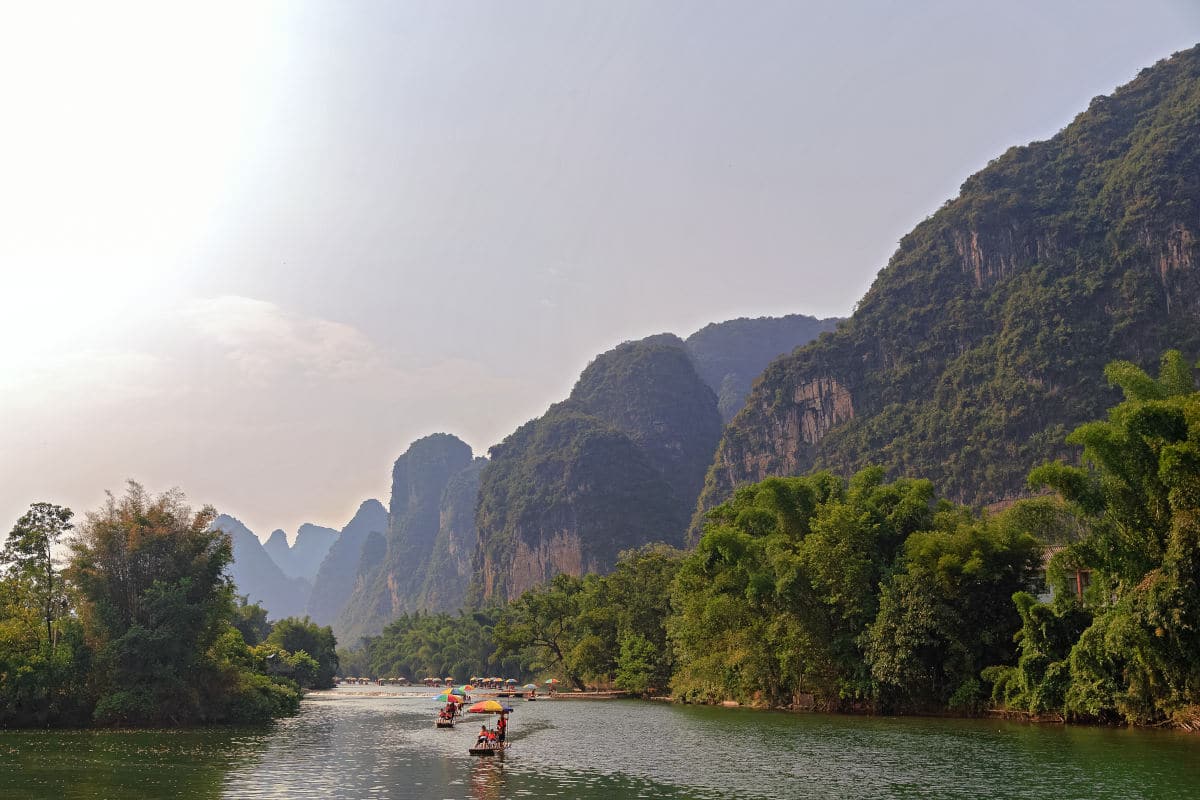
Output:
(3, 685), (1198, 798)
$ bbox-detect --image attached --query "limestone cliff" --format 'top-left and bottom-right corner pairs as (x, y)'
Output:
(696, 45), (1200, 533)
(414, 457), (487, 613)
(335, 434), (479, 643)
(470, 334), (714, 604)
(306, 499), (387, 627)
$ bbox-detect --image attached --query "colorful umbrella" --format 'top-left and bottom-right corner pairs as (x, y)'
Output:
(448, 687), (467, 696)
(467, 700), (514, 714)
(444, 676), (455, 682)
(435, 693), (463, 703)
(459, 685), (475, 692)
(544, 679), (560, 685)
(505, 678), (518, 684)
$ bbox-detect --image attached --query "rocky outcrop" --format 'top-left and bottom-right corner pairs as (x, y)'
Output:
(684, 315), (842, 421)
(335, 434), (481, 643)
(415, 457), (487, 613)
(212, 514), (311, 620)
(695, 45), (1200, 531)
(470, 335), (712, 604)
(306, 499), (387, 627)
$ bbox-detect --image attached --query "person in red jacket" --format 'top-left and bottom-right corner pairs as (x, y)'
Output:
(497, 713), (508, 743)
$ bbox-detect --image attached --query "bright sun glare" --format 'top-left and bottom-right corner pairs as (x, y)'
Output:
(0, 2), (281, 363)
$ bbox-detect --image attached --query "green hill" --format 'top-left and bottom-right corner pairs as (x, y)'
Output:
(470, 334), (720, 604)
(696, 44), (1200, 530)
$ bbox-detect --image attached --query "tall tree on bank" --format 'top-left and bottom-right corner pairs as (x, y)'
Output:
(67, 482), (297, 725)
(0, 503), (90, 726)
(995, 351), (1200, 726)
(3, 503), (73, 648)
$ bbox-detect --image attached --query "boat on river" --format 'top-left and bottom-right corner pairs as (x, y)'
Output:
(468, 742), (508, 757)
(435, 719), (455, 729)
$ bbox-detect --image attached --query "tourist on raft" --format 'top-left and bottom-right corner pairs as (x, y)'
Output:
(496, 713), (507, 743)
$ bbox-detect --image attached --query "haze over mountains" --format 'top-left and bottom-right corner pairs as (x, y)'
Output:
(217, 46), (1200, 649)
(219, 314), (836, 639)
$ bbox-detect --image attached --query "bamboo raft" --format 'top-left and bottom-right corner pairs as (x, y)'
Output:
(468, 742), (508, 757)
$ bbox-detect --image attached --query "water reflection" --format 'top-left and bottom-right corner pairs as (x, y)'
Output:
(4, 685), (1200, 799)
(469, 758), (505, 800)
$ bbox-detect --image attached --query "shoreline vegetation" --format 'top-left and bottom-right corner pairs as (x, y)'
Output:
(0, 486), (336, 729)
(5, 352), (1200, 732)
(341, 353), (1200, 732)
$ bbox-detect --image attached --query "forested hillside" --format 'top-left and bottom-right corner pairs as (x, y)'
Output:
(698, 45), (1200, 527)
(471, 335), (720, 604)
(684, 314), (841, 421)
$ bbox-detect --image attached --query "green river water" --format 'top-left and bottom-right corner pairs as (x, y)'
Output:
(2, 685), (1198, 799)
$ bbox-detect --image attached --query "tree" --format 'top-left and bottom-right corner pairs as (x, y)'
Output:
(1018, 351), (1200, 725)
(264, 617), (338, 689)
(233, 596), (272, 646)
(3, 503), (73, 646)
(865, 515), (1039, 711)
(67, 482), (291, 725)
(493, 573), (586, 689)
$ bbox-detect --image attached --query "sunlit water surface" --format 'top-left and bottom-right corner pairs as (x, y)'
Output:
(3, 685), (1199, 799)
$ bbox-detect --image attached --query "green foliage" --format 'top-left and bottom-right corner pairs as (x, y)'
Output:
(1008, 351), (1200, 725)
(487, 546), (683, 693)
(233, 596), (272, 646)
(865, 515), (1039, 710)
(349, 608), (522, 682)
(0, 503), (90, 726)
(264, 617), (339, 689)
(494, 573), (587, 688)
(0, 482), (305, 728)
(671, 471), (1038, 711)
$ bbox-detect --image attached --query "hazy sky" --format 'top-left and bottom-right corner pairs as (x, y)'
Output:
(3, 1), (1198, 540)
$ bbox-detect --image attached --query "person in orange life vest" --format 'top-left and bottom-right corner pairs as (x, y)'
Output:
(496, 713), (507, 742)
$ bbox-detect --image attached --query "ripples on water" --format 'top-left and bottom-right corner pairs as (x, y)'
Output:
(3, 686), (1199, 799)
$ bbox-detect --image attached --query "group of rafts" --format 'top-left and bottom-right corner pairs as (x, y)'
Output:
(434, 682), (554, 755)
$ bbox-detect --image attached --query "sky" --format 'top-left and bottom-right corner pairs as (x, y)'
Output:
(2, 1), (1199, 541)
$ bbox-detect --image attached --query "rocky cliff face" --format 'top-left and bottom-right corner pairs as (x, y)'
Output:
(212, 514), (311, 620)
(470, 335), (716, 604)
(335, 434), (481, 643)
(569, 334), (724, 521)
(415, 457), (487, 613)
(306, 499), (387, 627)
(683, 315), (842, 421)
(695, 45), (1200, 533)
